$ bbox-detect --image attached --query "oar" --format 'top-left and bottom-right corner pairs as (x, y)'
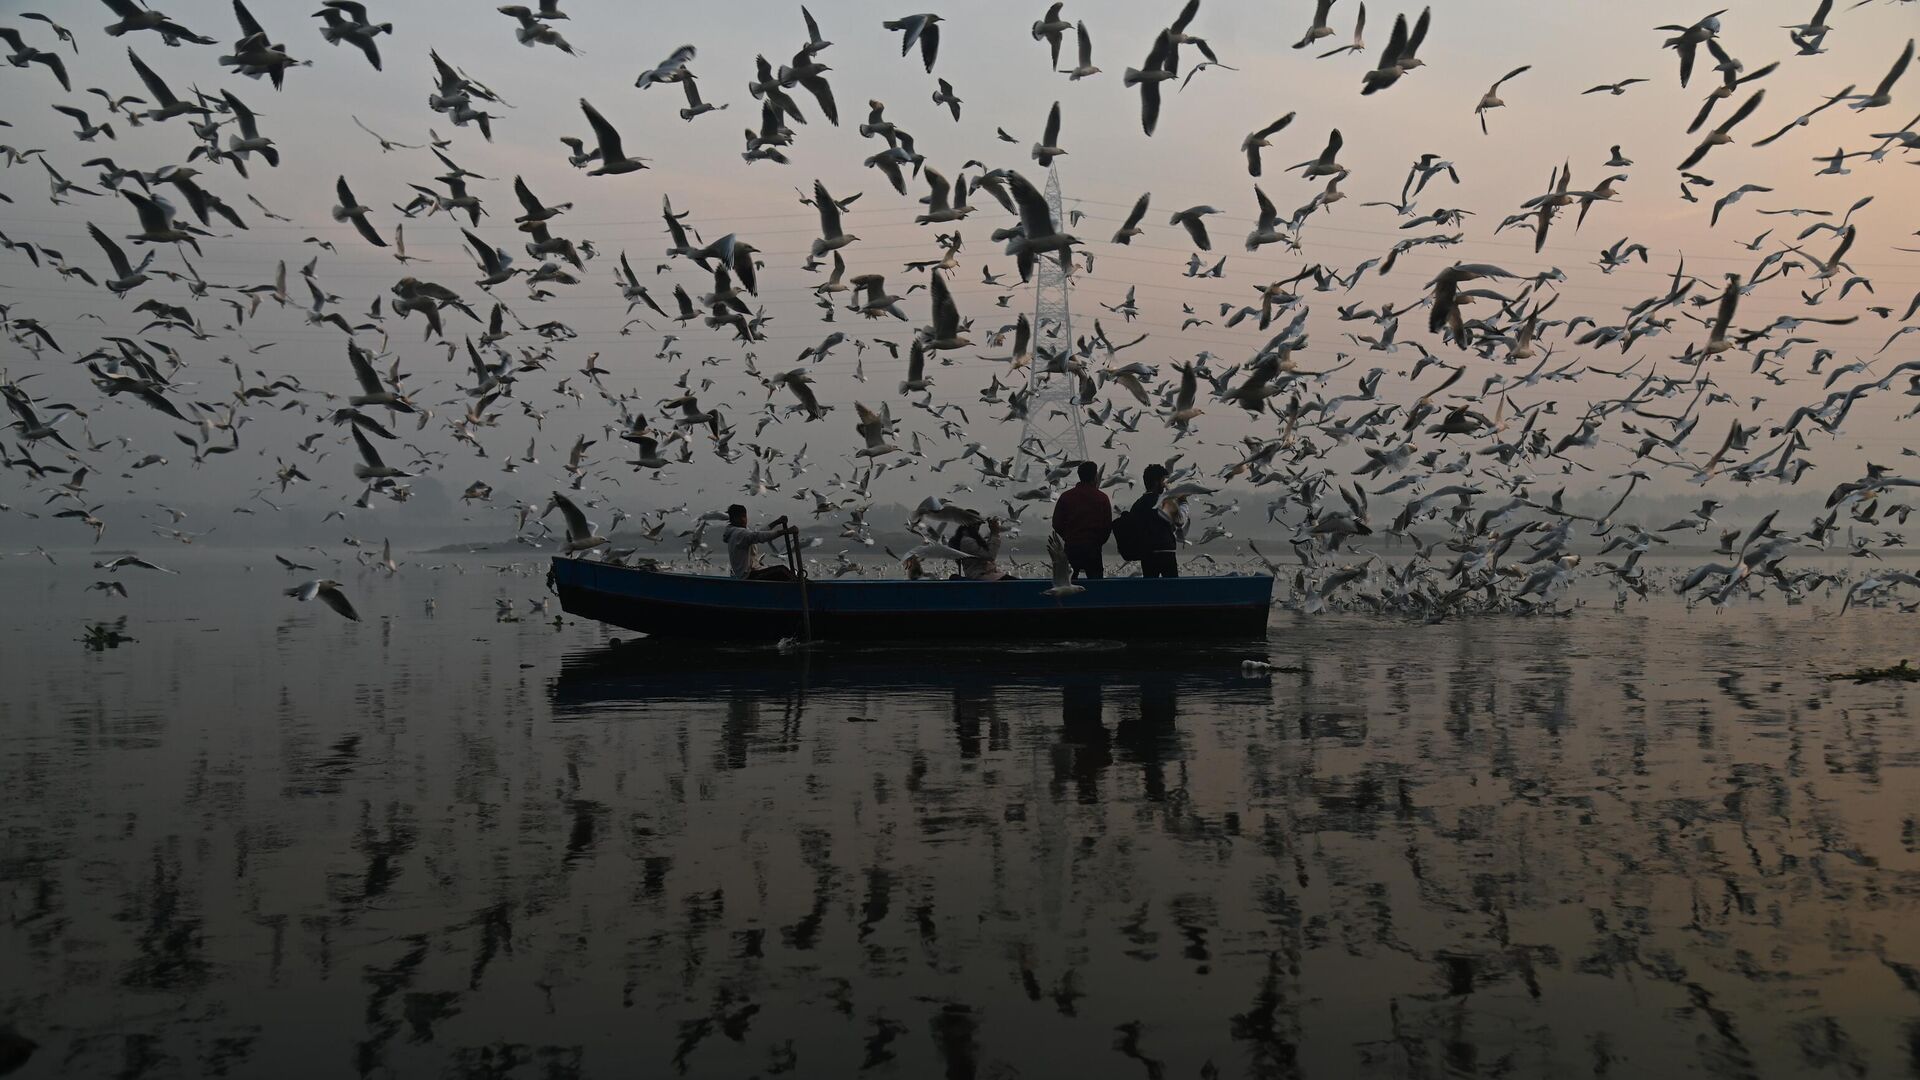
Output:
(787, 524), (813, 643)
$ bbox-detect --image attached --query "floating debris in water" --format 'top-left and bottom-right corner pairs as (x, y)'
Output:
(80, 621), (135, 650)
(1825, 660), (1920, 683)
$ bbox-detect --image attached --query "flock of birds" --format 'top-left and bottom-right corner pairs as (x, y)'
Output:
(4, 0), (1920, 627)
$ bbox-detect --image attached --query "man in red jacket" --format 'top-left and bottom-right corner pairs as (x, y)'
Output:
(1051, 461), (1113, 580)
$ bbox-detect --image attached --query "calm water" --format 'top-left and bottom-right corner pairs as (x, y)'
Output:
(3, 551), (1920, 1079)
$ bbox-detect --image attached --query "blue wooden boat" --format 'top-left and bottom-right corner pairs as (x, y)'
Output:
(549, 557), (1275, 641)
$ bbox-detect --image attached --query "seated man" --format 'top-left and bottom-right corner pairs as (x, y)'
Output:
(722, 503), (799, 581)
(950, 518), (1012, 581)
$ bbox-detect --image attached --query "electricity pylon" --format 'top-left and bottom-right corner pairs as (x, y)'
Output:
(1017, 165), (1089, 465)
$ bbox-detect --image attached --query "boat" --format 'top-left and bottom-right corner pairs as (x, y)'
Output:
(549, 557), (1275, 641)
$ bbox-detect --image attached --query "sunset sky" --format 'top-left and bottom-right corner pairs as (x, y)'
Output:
(3, 0), (1919, 542)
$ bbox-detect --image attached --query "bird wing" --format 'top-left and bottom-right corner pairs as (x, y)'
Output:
(814, 179), (842, 238)
(799, 70), (838, 124)
(1828, 224), (1856, 267)
(931, 272), (960, 337)
(513, 175), (544, 216)
(579, 98), (625, 160)
(125, 48), (178, 106)
(233, 0), (266, 39)
(1171, 0), (1201, 33)
(550, 492), (592, 537)
(1378, 12), (1408, 66)
(1000, 171), (1054, 245)
(317, 584), (360, 621)
(352, 424), (385, 468)
(1717, 88), (1766, 134)
(918, 21), (939, 72)
(221, 90), (258, 138)
(1874, 38), (1914, 99)
(87, 222), (133, 278)
(347, 343), (383, 395)
(464, 229), (503, 273)
(1711, 276), (1742, 337)
(1405, 6), (1431, 55)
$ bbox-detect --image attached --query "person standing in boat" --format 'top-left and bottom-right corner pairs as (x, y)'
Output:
(1131, 464), (1182, 579)
(1051, 461), (1113, 580)
(723, 504), (800, 581)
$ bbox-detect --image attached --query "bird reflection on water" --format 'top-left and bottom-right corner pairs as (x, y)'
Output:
(6, 590), (1920, 1077)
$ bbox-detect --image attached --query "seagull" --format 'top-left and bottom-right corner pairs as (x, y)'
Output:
(1042, 533), (1086, 597)
(579, 98), (647, 175)
(1064, 21), (1099, 80)
(853, 400), (897, 457)
(102, 0), (216, 45)
(52, 105), (111, 142)
(1361, 7), (1428, 95)
(800, 6), (830, 56)
(1288, 128), (1346, 180)
(94, 555), (175, 574)
(0, 27), (70, 91)
(1111, 192), (1151, 244)
(312, 1), (391, 71)
(351, 116), (420, 152)
(285, 579), (360, 621)
(810, 179), (858, 258)
(931, 77), (963, 118)
(1245, 186), (1286, 252)
(1294, 0), (1341, 49)
(677, 72), (725, 121)
(545, 491), (610, 554)
(1033, 3), (1071, 67)
(332, 176), (387, 247)
(1475, 65), (1531, 134)
(1168, 205), (1221, 250)
(1656, 9), (1725, 88)
(1318, 2), (1366, 58)
(1710, 183), (1771, 227)
(1241, 113), (1295, 176)
(1848, 38), (1913, 110)
(1679, 88), (1764, 171)
(123, 189), (205, 255)
(883, 13), (943, 73)
(1583, 78), (1649, 96)
(633, 42), (695, 88)
(497, 5), (574, 53)
(219, 91), (278, 169)
(351, 425), (410, 479)
(1031, 100), (1066, 167)
(1124, 30), (1177, 136)
(87, 222), (154, 296)
(125, 48), (210, 123)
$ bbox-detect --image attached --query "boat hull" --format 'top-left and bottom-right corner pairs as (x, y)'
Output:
(550, 558), (1274, 641)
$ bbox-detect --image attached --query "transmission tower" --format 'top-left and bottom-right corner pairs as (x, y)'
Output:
(1018, 165), (1090, 465)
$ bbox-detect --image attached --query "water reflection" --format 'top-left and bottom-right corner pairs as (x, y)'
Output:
(5, 558), (1920, 1078)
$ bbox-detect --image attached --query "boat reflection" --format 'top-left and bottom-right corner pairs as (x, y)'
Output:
(552, 637), (1276, 707)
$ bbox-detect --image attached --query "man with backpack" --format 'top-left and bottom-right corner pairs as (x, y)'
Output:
(1051, 461), (1114, 580)
(1123, 464), (1181, 579)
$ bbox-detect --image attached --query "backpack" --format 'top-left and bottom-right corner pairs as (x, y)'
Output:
(1112, 507), (1150, 562)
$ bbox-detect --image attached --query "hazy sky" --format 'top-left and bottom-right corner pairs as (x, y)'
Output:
(3, 0), (1920, 548)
